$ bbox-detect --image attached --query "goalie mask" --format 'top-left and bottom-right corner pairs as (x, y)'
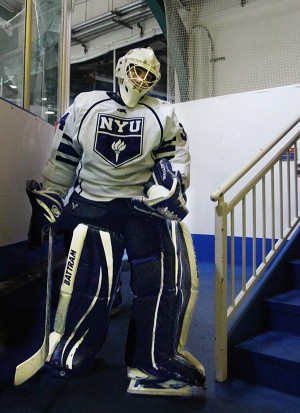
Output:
(115, 48), (161, 108)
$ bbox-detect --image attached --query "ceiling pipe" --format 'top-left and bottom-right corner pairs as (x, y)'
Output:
(72, 0), (149, 34)
(0, 0), (23, 13)
(72, 9), (152, 43)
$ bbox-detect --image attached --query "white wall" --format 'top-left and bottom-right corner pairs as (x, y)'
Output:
(175, 84), (300, 236)
(0, 99), (54, 246)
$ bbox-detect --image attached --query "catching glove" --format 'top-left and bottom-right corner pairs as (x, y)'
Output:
(132, 159), (188, 221)
(26, 180), (64, 248)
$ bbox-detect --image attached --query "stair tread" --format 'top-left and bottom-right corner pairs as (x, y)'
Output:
(264, 289), (300, 312)
(235, 330), (300, 364)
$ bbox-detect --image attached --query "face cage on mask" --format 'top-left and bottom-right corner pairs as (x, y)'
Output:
(125, 64), (158, 91)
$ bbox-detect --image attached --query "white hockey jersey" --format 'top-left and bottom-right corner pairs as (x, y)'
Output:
(43, 91), (190, 202)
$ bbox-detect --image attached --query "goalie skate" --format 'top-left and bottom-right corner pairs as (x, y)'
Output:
(127, 368), (202, 397)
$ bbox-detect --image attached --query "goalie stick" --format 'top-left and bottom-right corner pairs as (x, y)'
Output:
(14, 227), (53, 385)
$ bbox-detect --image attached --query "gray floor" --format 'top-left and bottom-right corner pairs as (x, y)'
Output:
(0, 262), (299, 413)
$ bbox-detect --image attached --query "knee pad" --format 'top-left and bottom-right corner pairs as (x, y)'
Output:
(126, 220), (205, 387)
(47, 223), (123, 376)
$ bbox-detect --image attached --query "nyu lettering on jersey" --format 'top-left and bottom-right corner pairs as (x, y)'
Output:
(94, 114), (144, 167)
(42, 91), (190, 201)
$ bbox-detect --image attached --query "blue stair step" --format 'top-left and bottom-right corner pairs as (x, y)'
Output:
(287, 259), (300, 289)
(233, 330), (300, 396)
(263, 289), (300, 335)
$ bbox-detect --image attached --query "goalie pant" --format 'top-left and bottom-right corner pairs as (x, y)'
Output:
(47, 194), (205, 386)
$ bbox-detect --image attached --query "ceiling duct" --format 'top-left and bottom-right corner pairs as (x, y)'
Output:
(71, 0), (152, 44)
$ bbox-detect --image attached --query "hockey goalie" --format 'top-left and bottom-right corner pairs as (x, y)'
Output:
(24, 47), (205, 397)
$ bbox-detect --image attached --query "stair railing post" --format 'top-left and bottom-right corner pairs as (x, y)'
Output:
(215, 195), (228, 381)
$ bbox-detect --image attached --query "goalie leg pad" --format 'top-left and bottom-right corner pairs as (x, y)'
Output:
(125, 220), (205, 388)
(47, 223), (124, 375)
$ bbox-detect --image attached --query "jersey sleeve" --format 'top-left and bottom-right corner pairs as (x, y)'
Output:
(153, 103), (191, 189)
(42, 101), (83, 198)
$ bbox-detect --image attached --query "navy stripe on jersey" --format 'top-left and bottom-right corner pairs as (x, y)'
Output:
(55, 155), (79, 167)
(62, 133), (73, 143)
(153, 136), (176, 160)
(57, 142), (81, 159)
(56, 131), (81, 166)
(155, 144), (176, 156)
(154, 152), (175, 161)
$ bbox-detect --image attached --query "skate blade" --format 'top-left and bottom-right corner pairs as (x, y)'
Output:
(127, 378), (201, 397)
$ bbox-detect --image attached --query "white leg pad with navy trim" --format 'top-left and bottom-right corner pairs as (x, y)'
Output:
(47, 223), (123, 376)
(126, 220), (205, 391)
